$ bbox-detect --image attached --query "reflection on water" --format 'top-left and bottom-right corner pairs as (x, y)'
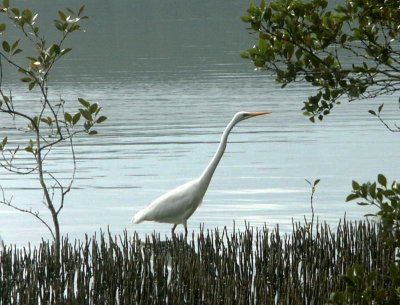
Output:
(0, 0), (399, 246)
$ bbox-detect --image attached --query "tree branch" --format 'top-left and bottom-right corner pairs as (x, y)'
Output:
(0, 185), (55, 240)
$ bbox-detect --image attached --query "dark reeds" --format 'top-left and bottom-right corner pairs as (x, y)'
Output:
(0, 220), (394, 304)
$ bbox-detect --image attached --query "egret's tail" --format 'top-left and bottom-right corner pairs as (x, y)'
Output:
(132, 209), (146, 224)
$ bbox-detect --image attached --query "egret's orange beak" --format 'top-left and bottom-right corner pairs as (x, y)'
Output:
(249, 111), (272, 117)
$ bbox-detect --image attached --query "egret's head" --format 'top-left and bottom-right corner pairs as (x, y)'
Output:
(235, 111), (272, 123)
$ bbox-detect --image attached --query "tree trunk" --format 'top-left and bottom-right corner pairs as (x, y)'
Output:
(36, 131), (61, 261)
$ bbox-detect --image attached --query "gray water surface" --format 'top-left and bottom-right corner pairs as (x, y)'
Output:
(0, 0), (398, 246)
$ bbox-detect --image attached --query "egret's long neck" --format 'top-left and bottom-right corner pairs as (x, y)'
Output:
(198, 117), (238, 192)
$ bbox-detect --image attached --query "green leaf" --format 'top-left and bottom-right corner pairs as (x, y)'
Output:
(22, 9), (32, 22)
(10, 8), (19, 16)
(94, 107), (102, 116)
(89, 103), (98, 114)
(360, 183), (369, 197)
(40, 118), (51, 125)
(26, 56), (36, 62)
(369, 182), (376, 198)
(12, 49), (22, 55)
(20, 77), (31, 83)
(383, 189), (395, 197)
(368, 110), (376, 116)
(96, 116), (107, 124)
(270, 2), (282, 11)
(53, 44), (60, 55)
(79, 109), (92, 121)
(78, 5), (85, 16)
(2, 136), (7, 147)
(64, 112), (72, 123)
(58, 10), (66, 21)
(352, 180), (360, 190)
(78, 97), (90, 108)
(2, 40), (10, 53)
(11, 39), (19, 51)
(2, 0), (9, 8)
(0, 24), (6, 32)
(378, 103), (383, 113)
(314, 179), (320, 186)
(28, 81), (36, 91)
(54, 20), (64, 31)
(340, 34), (347, 44)
(60, 48), (72, 56)
(378, 174), (387, 187)
(88, 130), (98, 135)
(335, 5), (347, 13)
(66, 8), (75, 15)
(258, 38), (267, 53)
(72, 113), (81, 125)
(346, 193), (359, 202)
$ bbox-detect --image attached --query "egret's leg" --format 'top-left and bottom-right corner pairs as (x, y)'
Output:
(184, 222), (188, 239)
(172, 224), (177, 235)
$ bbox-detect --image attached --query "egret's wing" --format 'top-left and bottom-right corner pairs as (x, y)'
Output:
(133, 180), (201, 224)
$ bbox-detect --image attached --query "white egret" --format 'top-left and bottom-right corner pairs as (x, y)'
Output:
(132, 111), (272, 237)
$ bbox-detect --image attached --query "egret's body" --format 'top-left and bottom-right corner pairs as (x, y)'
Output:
(133, 179), (202, 227)
(132, 111), (272, 236)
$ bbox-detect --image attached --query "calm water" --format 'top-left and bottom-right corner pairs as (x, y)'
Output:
(0, 0), (399, 246)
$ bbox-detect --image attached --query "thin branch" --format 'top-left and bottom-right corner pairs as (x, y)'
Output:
(0, 186), (55, 240)
(0, 52), (32, 78)
(42, 32), (69, 82)
(0, 58), (16, 116)
(376, 113), (400, 133)
(57, 121), (77, 215)
(0, 144), (39, 174)
(39, 84), (63, 140)
(39, 129), (81, 152)
(0, 108), (36, 127)
(38, 31), (73, 141)
(5, 11), (42, 44)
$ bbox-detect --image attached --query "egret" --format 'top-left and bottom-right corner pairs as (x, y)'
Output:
(132, 111), (272, 237)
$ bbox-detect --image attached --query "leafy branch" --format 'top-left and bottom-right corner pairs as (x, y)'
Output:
(241, 0), (400, 122)
(0, 0), (107, 257)
(330, 174), (400, 304)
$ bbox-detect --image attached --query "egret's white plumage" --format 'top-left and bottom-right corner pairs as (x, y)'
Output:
(132, 111), (272, 236)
